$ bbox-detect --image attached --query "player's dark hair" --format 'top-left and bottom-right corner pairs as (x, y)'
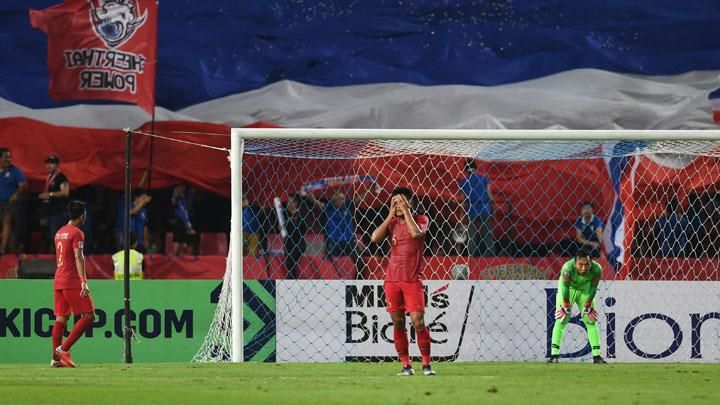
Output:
(67, 200), (86, 220)
(0, 147), (9, 156)
(575, 247), (592, 261)
(581, 201), (594, 209)
(391, 187), (414, 200)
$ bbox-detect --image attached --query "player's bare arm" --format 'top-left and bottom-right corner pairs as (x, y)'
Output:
(74, 246), (89, 297)
(397, 195), (424, 239)
(554, 270), (572, 321)
(370, 197), (398, 243)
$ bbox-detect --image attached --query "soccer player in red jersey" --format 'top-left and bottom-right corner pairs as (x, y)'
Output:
(371, 187), (435, 376)
(50, 201), (95, 368)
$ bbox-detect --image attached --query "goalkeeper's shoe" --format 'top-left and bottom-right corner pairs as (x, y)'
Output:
(397, 365), (415, 376)
(423, 365), (437, 376)
(593, 356), (607, 364)
(547, 356), (559, 364)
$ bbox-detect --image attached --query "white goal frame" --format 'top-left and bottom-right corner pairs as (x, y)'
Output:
(228, 128), (720, 363)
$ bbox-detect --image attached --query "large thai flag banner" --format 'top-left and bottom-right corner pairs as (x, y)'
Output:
(29, 0), (157, 114)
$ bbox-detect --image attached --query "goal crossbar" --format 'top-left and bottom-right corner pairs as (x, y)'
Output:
(232, 128), (720, 141)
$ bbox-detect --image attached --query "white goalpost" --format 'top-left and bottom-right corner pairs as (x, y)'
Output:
(195, 128), (720, 364)
(230, 132), (244, 363)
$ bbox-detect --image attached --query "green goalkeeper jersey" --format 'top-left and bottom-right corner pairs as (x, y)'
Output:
(559, 258), (602, 291)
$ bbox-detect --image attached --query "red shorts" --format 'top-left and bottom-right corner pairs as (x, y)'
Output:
(54, 289), (95, 317)
(384, 280), (425, 314)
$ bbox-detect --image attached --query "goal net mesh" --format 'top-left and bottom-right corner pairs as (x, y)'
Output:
(194, 136), (720, 363)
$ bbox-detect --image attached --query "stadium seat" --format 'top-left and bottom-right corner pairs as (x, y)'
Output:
(266, 234), (284, 255)
(328, 256), (358, 279)
(243, 256), (269, 279)
(199, 232), (228, 256)
(304, 233), (325, 256)
(265, 256), (287, 279)
(265, 233), (326, 257)
(296, 256), (337, 279)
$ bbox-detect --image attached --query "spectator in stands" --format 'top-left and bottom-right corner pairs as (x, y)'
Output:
(308, 191), (363, 278)
(170, 183), (198, 255)
(112, 233), (144, 280)
(0, 147), (27, 255)
(284, 193), (311, 279)
(114, 170), (150, 251)
(242, 193), (261, 256)
(574, 202), (604, 258)
(131, 189), (151, 253)
(654, 198), (688, 257)
(115, 188), (151, 253)
(458, 159), (495, 256)
(38, 155), (69, 252)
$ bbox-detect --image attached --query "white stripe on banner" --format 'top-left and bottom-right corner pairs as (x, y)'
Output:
(2, 69), (719, 130)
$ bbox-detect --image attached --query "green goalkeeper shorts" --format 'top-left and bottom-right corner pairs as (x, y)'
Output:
(555, 280), (595, 311)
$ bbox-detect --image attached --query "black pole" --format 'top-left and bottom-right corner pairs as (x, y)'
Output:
(123, 131), (134, 363)
(147, 114), (155, 189)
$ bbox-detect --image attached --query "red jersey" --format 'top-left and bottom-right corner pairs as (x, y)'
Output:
(385, 214), (429, 281)
(54, 223), (84, 290)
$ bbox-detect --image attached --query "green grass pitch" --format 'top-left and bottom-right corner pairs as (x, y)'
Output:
(0, 362), (718, 404)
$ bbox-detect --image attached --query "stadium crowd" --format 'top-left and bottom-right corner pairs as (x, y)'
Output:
(1, 147), (718, 266)
(0, 148), (230, 257)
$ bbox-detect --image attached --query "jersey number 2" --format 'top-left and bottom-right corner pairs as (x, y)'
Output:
(57, 242), (63, 266)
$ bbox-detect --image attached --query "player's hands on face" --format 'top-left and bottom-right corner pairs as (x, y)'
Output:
(554, 304), (571, 321)
(388, 196), (398, 218)
(80, 282), (90, 297)
(582, 302), (598, 322)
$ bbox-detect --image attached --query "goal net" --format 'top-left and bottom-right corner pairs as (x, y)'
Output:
(195, 129), (720, 363)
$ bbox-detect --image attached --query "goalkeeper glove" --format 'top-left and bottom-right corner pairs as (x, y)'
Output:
(582, 302), (598, 322)
(554, 303), (571, 320)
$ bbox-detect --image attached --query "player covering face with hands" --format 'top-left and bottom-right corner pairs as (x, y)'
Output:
(548, 248), (606, 364)
(371, 188), (435, 376)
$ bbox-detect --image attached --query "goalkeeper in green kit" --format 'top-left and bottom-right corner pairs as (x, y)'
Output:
(548, 248), (607, 364)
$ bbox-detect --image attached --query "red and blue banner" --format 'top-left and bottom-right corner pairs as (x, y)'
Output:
(29, 0), (157, 114)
